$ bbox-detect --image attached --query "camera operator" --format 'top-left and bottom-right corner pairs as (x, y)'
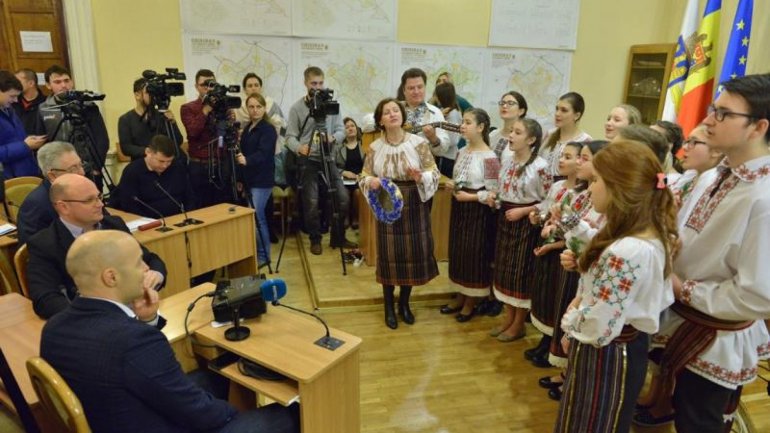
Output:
(39, 65), (110, 191)
(118, 77), (183, 161)
(180, 69), (237, 207)
(285, 66), (355, 255)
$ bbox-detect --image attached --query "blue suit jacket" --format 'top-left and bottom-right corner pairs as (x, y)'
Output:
(41, 297), (237, 433)
(0, 107), (41, 178)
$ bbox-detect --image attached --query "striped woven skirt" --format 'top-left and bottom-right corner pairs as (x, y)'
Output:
(530, 246), (562, 336)
(555, 330), (648, 433)
(492, 201), (540, 308)
(549, 270), (581, 368)
(375, 182), (439, 286)
(448, 193), (496, 296)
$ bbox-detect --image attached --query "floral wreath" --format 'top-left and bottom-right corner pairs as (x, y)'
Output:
(367, 178), (404, 224)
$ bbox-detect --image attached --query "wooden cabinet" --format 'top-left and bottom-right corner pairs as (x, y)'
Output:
(623, 43), (676, 125)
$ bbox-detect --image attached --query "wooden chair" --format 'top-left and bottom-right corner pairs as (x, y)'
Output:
(14, 244), (29, 298)
(26, 357), (91, 433)
(4, 176), (43, 224)
(272, 186), (294, 238)
(115, 142), (131, 163)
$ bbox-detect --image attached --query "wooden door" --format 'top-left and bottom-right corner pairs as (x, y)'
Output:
(0, 0), (69, 91)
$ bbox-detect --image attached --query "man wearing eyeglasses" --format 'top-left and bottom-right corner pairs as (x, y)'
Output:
(652, 74), (770, 433)
(26, 173), (167, 319)
(17, 141), (85, 245)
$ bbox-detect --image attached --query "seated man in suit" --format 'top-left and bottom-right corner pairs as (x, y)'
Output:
(117, 134), (194, 217)
(41, 230), (299, 433)
(17, 141), (85, 245)
(27, 174), (167, 319)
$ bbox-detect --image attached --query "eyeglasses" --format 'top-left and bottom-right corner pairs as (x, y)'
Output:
(60, 194), (103, 205)
(50, 162), (84, 174)
(682, 138), (708, 148)
(498, 100), (518, 107)
(707, 104), (757, 122)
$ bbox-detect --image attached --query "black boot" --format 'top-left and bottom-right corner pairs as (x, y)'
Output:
(383, 285), (397, 329)
(531, 335), (553, 368)
(398, 286), (415, 325)
(524, 335), (551, 361)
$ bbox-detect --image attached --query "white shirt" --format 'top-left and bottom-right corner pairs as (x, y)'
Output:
(654, 156), (770, 389)
(489, 129), (513, 166)
(452, 148), (499, 191)
(487, 156), (552, 205)
(562, 237), (674, 347)
(539, 129), (593, 176)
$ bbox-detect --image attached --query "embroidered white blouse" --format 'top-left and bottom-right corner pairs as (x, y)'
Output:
(535, 179), (569, 215)
(489, 129), (513, 165)
(479, 156), (551, 204)
(452, 148), (500, 191)
(654, 156), (770, 389)
(671, 167), (719, 232)
(359, 133), (441, 202)
(539, 129), (593, 176)
(562, 237), (674, 347)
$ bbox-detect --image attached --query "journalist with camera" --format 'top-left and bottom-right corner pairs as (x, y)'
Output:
(38, 65), (110, 191)
(117, 69), (185, 161)
(285, 66), (355, 255)
(180, 69), (241, 207)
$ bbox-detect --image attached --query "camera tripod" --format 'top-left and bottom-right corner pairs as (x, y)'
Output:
(48, 105), (115, 193)
(275, 123), (348, 276)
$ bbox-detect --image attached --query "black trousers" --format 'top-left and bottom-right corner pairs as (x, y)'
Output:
(298, 159), (349, 244)
(673, 369), (738, 433)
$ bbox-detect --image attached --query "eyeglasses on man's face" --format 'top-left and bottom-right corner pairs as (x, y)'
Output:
(60, 193), (103, 205)
(707, 104), (757, 122)
(50, 162), (85, 174)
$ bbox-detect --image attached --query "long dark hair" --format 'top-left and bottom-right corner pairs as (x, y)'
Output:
(544, 91), (585, 151)
(578, 140), (678, 276)
(517, 118), (543, 171)
(465, 108), (491, 145)
(343, 117), (362, 142)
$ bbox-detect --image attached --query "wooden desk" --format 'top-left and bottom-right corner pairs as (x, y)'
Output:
(0, 220), (20, 295)
(195, 307), (362, 433)
(358, 181), (451, 266)
(110, 204), (258, 297)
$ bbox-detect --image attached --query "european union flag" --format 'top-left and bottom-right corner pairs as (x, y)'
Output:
(716, 0), (753, 98)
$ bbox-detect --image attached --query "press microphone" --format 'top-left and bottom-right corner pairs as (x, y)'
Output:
(260, 279), (345, 351)
(153, 181), (202, 226)
(132, 196), (173, 232)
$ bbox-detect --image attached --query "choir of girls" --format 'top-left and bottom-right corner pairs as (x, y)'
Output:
(356, 72), (770, 433)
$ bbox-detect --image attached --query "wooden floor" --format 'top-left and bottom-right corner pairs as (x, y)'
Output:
(2, 232), (768, 432)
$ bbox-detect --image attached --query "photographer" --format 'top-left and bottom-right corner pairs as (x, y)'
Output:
(118, 77), (184, 161)
(285, 66), (355, 255)
(39, 65), (110, 191)
(180, 69), (235, 207)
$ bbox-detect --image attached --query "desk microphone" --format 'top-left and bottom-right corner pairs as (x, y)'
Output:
(260, 279), (345, 351)
(132, 196), (173, 232)
(153, 181), (202, 226)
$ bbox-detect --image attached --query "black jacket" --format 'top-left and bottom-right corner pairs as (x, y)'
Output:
(27, 215), (167, 319)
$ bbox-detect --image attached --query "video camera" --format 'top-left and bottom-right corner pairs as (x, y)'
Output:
(307, 88), (339, 121)
(202, 80), (242, 120)
(54, 90), (106, 119)
(142, 68), (186, 111)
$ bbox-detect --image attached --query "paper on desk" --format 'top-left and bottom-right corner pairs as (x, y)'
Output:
(125, 217), (157, 232)
(0, 223), (17, 235)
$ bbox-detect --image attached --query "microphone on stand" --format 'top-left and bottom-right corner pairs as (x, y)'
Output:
(153, 181), (202, 226)
(132, 196), (173, 232)
(259, 279), (345, 351)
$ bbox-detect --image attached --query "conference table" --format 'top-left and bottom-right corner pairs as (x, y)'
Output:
(108, 203), (259, 297)
(0, 284), (362, 433)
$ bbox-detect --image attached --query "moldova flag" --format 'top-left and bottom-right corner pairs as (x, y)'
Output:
(677, 0), (721, 137)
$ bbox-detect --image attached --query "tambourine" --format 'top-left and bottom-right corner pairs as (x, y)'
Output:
(367, 178), (404, 224)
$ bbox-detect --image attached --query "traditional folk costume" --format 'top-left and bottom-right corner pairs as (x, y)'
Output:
(651, 157), (770, 431)
(489, 129), (513, 165)
(555, 237), (674, 433)
(670, 167), (719, 231)
(448, 148), (500, 294)
(530, 180), (572, 337)
(539, 129), (592, 177)
(359, 133), (441, 286)
(480, 156), (552, 308)
(549, 191), (602, 367)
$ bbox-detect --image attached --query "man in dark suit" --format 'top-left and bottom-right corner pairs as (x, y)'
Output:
(41, 230), (299, 433)
(17, 141), (85, 245)
(27, 173), (167, 319)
